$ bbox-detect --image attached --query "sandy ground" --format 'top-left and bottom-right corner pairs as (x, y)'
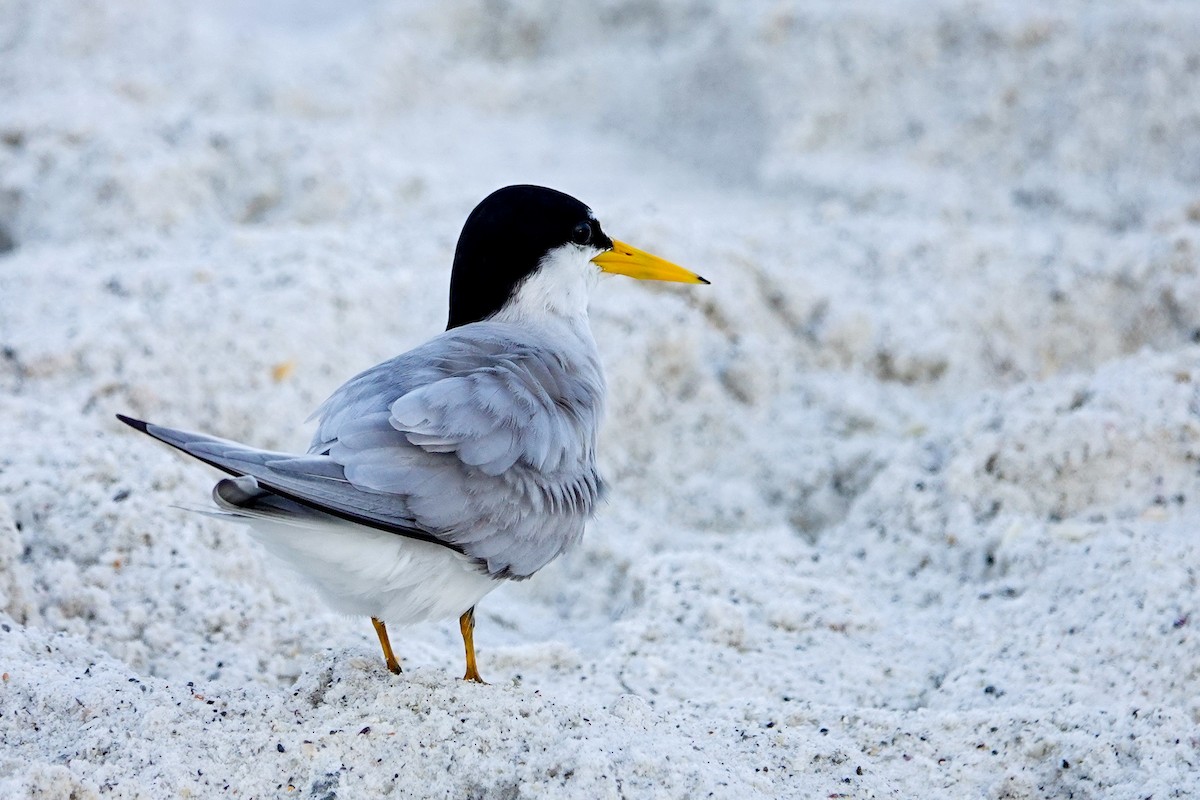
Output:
(2, 1), (1200, 797)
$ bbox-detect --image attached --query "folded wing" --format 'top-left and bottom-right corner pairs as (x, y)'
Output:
(120, 323), (606, 578)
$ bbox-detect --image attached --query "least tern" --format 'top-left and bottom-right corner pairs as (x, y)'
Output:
(118, 185), (707, 682)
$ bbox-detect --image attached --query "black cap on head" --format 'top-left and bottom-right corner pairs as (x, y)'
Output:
(446, 185), (613, 330)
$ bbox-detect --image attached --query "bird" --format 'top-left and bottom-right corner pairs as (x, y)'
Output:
(117, 184), (708, 683)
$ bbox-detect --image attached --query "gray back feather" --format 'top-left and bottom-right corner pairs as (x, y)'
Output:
(308, 322), (607, 577)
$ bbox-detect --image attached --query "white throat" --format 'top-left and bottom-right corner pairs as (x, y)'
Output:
(491, 244), (602, 326)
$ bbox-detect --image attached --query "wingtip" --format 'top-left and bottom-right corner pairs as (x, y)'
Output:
(115, 413), (150, 433)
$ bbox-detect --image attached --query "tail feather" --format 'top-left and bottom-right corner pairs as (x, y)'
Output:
(212, 474), (343, 529)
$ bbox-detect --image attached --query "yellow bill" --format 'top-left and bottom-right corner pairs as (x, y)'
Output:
(591, 239), (709, 284)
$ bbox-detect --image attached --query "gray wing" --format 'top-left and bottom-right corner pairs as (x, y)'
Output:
(311, 323), (608, 577)
(120, 323), (606, 578)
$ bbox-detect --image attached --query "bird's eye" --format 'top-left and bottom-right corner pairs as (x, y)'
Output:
(571, 221), (593, 246)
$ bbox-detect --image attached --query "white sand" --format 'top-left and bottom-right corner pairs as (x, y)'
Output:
(2, 0), (1199, 796)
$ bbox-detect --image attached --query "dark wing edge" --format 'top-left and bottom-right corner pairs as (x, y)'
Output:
(114, 414), (468, 555)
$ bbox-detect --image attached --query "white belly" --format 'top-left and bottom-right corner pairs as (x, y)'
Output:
(237, 516), (500, 625)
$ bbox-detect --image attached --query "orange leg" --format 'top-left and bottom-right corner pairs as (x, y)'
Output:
(371, 617), (402, 675)
(459, 607), (486, 684)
